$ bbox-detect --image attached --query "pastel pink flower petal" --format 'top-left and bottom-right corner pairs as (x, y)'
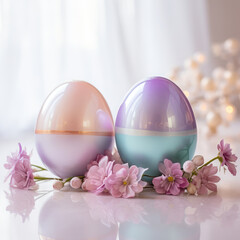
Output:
(171, 162), (181, 171)
(132, 184), (143, 193)
(158, 163), (166, 175)
(83, 155), (114, 194)
(129, 165), (139, 176)
(192, 164), (221, 195)
(207, 165), (218, 175)
(137, 167), (148, 182)
(205, 182), (217, 192)
(123, 186), (135, 198)
(164, 159), (173, 169)
(154, 159), (188, 196)
(226, 162), (237, 176)
(98, 156), (109, 168)
(106, 164), (147, 198)
(169, 183), (181, 196)
(207, 175), (221, 183)
(197, 185), (208, 195)
(217, 139), (238, 175)
(179, 177), (189, 188)
(139, 180), (147, 188)
(11, 160), (35, 189)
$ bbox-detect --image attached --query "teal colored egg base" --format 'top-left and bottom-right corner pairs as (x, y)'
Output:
(115, 133), (197, 181)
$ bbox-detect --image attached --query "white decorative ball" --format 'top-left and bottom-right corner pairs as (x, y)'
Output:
(205, 125), (217, 137)
(206, 111), (222, 128)
(194, 52), (206, 63)
(212, 44), (223, 56)
(184, 59), (198, 69)
(212, 67), (225, 81)
(224, 70), (237, 84)
(220, 82), (232, 95)
(224, 38), (240, 55)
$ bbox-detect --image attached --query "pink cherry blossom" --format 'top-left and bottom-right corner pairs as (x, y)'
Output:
(4, 143), (35, 189)
(86, 149), (122, 171)
(105, 164), (147, 198)
(86, 154), (105, 171)
(217, 139), (237, 176)
(82, 156), (114, 194)
(9, 158), (35, 189)
(192, 164), (220, 195)
(152, 159), (189, 196)
(4, 143), (30, 178)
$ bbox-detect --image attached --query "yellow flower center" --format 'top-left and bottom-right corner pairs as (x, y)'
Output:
(167, 176), (174, 182)
(123, 180), (128, 185)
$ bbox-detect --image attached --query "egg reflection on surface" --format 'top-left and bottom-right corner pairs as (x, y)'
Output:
(35, 81), (114, 179)
(115, 77), (197, 178)
(38, 192), (118, 240)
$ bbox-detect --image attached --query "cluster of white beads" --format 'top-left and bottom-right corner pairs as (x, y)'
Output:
(168, 38), (240, 136)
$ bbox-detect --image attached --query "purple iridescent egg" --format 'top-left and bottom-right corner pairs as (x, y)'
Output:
(115, 77), (197, 177)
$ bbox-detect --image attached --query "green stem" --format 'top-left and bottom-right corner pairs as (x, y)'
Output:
(34, 176), (62, 181)
(35, 191), (53, 201)
(77, 176), (85, 179)
(63, 177), (72, 184)
(34, 169), (46, 173)
(31, 164), (47, 171)
(143, 174), (158, 178)
(189, 156), (221, 182)
(198, 156), (220, 170)
(63, 176), (85, 183)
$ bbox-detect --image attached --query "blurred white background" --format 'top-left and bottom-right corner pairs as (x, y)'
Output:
(1, 0), (240, 138)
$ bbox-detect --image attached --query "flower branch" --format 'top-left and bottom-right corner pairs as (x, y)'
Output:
(4, 139), (238, 198)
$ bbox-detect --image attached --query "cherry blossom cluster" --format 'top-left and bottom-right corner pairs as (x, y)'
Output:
(153, 140), (237, 196)
(4, 139), (238, 198)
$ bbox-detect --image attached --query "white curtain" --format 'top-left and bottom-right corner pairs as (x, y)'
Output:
(0, 0), (211, 137)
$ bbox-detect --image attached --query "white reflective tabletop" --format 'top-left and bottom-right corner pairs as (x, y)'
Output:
(1, 123), (240, 240)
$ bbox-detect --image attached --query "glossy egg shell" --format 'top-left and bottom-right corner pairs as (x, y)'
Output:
(35, 81), (114, 179)
(115, 77), (197, 177)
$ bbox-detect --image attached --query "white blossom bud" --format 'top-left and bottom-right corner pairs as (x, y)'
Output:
(70, 177), (82, 189)
(53, 181), (64, 190)
(192, 155), (204, 166)
(183, 161), (195, 173)
(187, 183), (197, 195)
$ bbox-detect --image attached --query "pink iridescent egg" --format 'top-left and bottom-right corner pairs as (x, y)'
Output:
(35, 81), (114, 179)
